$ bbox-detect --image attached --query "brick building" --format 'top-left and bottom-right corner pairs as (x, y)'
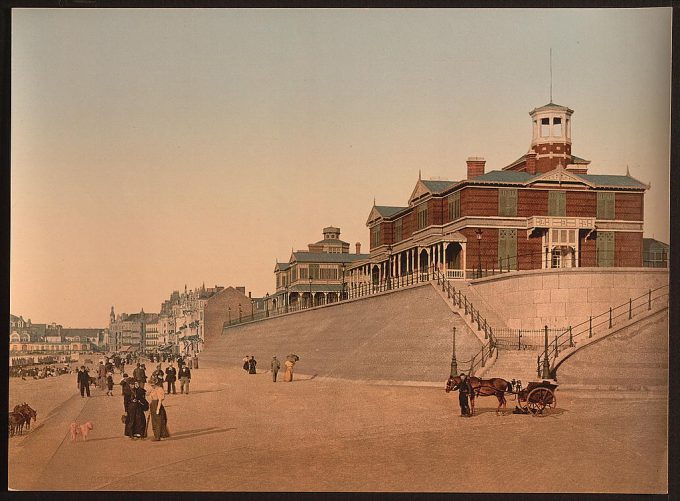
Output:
(346, 101), (648, 286)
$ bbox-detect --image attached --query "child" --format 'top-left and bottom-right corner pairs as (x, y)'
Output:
(106, 372), (114, 396)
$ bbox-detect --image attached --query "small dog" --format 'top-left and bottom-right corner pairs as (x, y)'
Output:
(70, 421), (93, 441)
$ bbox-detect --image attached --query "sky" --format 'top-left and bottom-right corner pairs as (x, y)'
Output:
(11, 8), (672, 327)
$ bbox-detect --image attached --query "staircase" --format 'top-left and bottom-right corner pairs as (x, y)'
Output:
(478, 350), (541, 383)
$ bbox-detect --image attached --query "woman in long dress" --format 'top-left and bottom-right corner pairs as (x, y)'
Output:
(147, 380), (170, 441)
(283, 359), (295, 382)
(124, 382), (147, 439)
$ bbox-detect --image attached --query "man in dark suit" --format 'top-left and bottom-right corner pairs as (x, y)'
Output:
(165, 363), (177, 394)
(178, 365), (191, 394)
(133, 363), (147, 390)
(77, 366), (91, 398)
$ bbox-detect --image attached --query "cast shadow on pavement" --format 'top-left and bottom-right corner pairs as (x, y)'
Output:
(168, 427), (236, 441)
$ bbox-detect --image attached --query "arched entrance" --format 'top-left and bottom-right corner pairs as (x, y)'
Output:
(446, 243), (463, 278)
(419, 249), (429, 276)
(371, 265), (380, 286)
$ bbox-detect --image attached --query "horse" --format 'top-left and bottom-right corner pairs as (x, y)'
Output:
(14, 403), (37, 431)
(446, 375), (513, 416)
(8, 412), (26, 437)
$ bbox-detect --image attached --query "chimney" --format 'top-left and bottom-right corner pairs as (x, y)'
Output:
(248, 291), (252, 299)
(355, 242), (361, 254)
(526, 150), (537, 175)
(466, 157), (486, 179)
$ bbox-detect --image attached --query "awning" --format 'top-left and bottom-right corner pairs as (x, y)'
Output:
(120, 345), (136, 352)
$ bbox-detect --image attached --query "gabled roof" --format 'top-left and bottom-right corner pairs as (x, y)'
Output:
(291, 252), (370, 264)
(577, 174), (647, 188)
(527, 167), (594, 187)
(473, 170), (535, 183)
(367, 205), (407, 225)
(569, 155), (591, 165)
(421, 180), (456, 193)
(274, 262), (291, 272)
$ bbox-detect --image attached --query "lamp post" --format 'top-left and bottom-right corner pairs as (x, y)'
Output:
(341, 263), (346, 301)
(387, 245), (392, 290)
(228, 306), (231, 325)
(450, 326), (458, 377)
(251, 299), (255, 320)
(238, 303), (242, 323)
(475, 229), (483, 278)
(285, 285), (289, 313)
(265, 293), (269, 317)
(309, 276), (313, 308)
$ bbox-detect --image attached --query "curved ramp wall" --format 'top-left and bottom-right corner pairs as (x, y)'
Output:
(555, 308), (668, 389)
(468, 268), (668, 330)
(202, 285), (482, 382)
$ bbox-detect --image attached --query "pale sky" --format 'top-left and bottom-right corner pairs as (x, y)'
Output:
(11, 8), (672, 327)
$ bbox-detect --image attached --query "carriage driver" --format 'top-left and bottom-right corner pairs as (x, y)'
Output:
(458, 373), (473, 417)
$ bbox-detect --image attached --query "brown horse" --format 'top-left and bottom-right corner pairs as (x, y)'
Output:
(14, 403), (37, 431)
(8, 412), (26, 437)
(446, 375), (512, 416)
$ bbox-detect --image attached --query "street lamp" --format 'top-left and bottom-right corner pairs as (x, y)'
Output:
(475, 229), (483, 278)
(387, 245), (392, 290)
(284, 285), (289, 313)
(309, 276), (313, 308)
(251, 299), (255, 320)
(265, 292), (270, 317)
(341, 263), (346, 301)
(228, 306), (231, 325)
(238, 303), (242, 323)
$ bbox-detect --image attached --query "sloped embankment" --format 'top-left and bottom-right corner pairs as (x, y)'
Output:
(202, 284), (481, 382)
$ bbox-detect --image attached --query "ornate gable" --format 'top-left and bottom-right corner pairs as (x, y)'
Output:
(366, 206), (384, 226)
(408, 180), (432, 206)
(527, 165), (594, 188)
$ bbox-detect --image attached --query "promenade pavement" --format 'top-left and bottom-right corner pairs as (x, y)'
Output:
(8, 358), (667, 493)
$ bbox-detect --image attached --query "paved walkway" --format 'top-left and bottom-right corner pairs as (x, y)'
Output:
(8, 360), (667, 492)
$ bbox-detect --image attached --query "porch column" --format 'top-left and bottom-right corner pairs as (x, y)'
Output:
(461, 242), (467, 279)
(443, 243), (448, 272)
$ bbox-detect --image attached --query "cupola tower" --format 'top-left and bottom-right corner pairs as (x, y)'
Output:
(529, 102), (573, 173)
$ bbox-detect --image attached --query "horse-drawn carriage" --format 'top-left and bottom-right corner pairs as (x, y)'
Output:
(446, 375), (557, 417)
(513, 380), (558, 417)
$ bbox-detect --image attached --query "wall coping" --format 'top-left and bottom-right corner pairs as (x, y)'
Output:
(467, 267), (669, 286)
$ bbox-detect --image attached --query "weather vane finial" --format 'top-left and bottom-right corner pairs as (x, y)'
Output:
(549, 48), (553, 103)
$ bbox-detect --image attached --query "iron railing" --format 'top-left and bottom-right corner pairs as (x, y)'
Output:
(434, 271), (498, 376)
(493, 328), (567, 350)
(536, 284), (669, 378)
(225, 267), (441, 328)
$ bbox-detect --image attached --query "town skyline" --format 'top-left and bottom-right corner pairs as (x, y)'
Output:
(11, 8), (671, 327)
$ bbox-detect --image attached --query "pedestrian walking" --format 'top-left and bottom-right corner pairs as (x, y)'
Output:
(106, 373), (114, 396)
(188, 356), (193, 369)
(151, 364), (164, 386)
(248, 356), (257, 374)
(458, 373), (473, 417)
(193, 354), (199, 369)
(271, 356), (280, 382)
(133, 363), (147, 390)
(242, 356), (250, 372)
(120, 373), (133, 412)
(283, 359), (295, 382)
(97, 361), (106, 390)
(178, 365), (191, 394)
(177, 356), (185, 370)
(77, 366), (91, 397)
(165, 363), (177, 394)
(147, 379), (170, 441)
(124, 381), (148, 439)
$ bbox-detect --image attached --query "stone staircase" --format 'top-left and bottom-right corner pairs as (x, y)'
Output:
(478, 350), (541, 383)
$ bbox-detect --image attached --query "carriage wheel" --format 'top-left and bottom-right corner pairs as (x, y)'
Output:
(527, 388), (556, 417)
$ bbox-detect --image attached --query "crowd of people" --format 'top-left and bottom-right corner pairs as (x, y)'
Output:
(10, 364), (73, 379)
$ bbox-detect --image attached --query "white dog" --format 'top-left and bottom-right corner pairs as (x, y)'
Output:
(70, 421), (93, 441)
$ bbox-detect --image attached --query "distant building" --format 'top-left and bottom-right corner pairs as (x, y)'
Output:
(108, 307), (158, 352)
(643, 238), (669, 268)
(9, 314), (100, 356)
(273, 227), (369, 310)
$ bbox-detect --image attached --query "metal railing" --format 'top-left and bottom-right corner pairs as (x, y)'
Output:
(536, 284), (669, 379)
(435, 271), (498, 376)
(225, 267), (440, 329)
(493, 328), (567, 350)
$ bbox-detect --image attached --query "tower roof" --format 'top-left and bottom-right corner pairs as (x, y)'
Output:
(530, 102), (573, 115)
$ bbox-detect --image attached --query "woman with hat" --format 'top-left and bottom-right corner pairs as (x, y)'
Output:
(147, 376), (170, 441)
(124, 381), (148, 439)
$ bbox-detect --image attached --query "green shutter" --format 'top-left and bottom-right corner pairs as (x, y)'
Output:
(549, 191), (566, 216)
(499, 189), (517, 217)
(597, 231), (615, 267)
(498, 229), (517, 269)
(597, 192), (615, 219)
